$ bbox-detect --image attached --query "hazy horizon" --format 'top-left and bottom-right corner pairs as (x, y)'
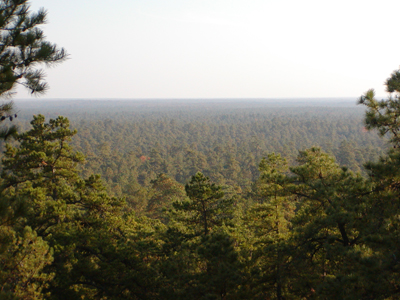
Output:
(11, 0), (400, 100)
(14, 97), (360, 102)
(13, 97), (363, 112)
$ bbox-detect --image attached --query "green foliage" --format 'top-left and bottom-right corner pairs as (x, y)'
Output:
(2, 114), (83, 184)
(353, 73), (400, 298)
(1, 114), (84, 237)
(0, 115), (167, 299)
(171, 172), (232, 236)
(0, 226), (53, 300)
(160, 174), (241, 299)
(359, 87), (400, 147)
(0, 2), (67, 297)
(0, 0), (67, 97)
(245, 153), (294, 299)
(0, 0), (67, 143)
(5, 64), (400, 298)
(15, 100), (385, 196)
(194, 231), (243, 299)
(385, 69), (400, 93)
(146, 173), (187, 222)
(287, 147), (371, 298)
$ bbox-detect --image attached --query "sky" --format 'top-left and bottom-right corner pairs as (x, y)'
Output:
(14, 0), (400, 99)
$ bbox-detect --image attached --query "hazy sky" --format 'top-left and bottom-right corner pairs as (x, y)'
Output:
(14, 0), (400, 99)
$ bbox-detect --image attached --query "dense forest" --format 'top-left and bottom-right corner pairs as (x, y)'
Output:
(2, 92), (399, 299)
(12, 99), (387, 205)
(2, 1), (400, 299)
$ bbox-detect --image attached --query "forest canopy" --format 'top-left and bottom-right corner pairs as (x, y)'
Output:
(0, 79), (399, 299)
(2, 1), (400, 299)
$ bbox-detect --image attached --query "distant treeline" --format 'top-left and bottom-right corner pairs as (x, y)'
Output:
(2, 94), (400, 299)
(14, 99), (386, 196)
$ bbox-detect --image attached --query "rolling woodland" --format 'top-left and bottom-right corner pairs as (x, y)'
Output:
(2, 89), (400, 299)
(1, 1), (400, 299)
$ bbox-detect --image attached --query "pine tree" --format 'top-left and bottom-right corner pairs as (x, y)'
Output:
(0, 0), (67, 97)
(0, 226), (53, 300)
(146, 173), (187, 222)
(0, 0), (67, 139)
(246, 153), (294, 299)
(0, 115), (165, 299)
(354, 70), (400, 298)
(1, 115), (84, 236)
(171, 172), (232, 236)
(0, 114), (81, 298)
(0, 1), (67, 296)
(286, 148), (372, 298)
(161, 172), (237, 299)
(0, 115), (84, 297)
(194, 231), (243, 299)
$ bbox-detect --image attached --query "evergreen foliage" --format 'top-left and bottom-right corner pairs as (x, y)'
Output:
(0, 1), (67, 297)
(2, 4), (400, 295)
(171, 172), (232, 236)
(0, 115), (162, 299)
(245, 153), (294, 299)
(0, 0), (67, 96)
